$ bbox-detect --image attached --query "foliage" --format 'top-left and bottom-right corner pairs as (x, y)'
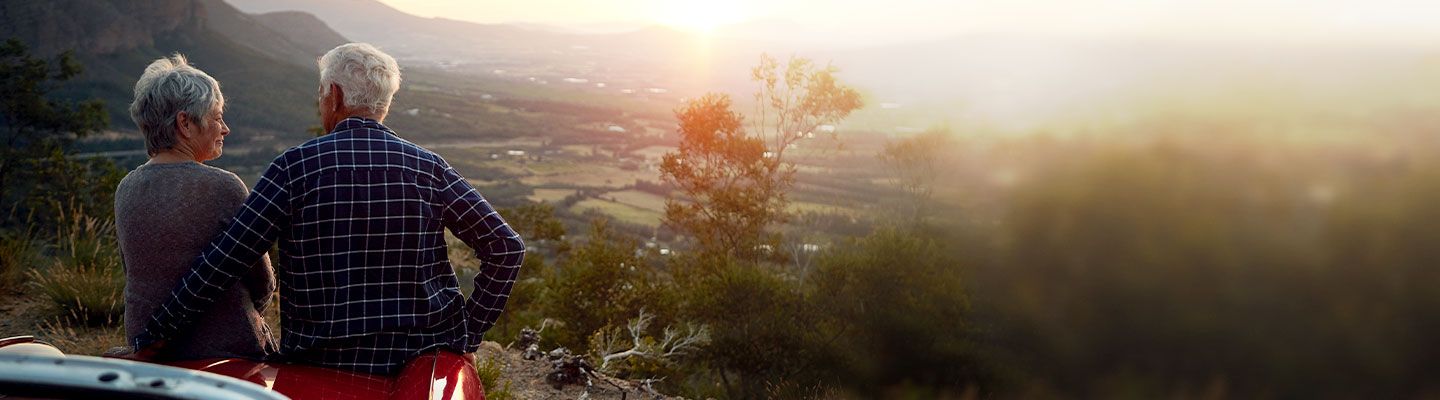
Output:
(660, 94), (780, 262)
(978, 136), (1440, 398)
(542, 219), (658, 351)
(810, 228), (996, 397)
(680, 258), (825, 399)
(878, 128), (954, 225)
(749, 53), (864, 161)
(661, 55), (862, 263)
(501, 203), (568, 244)
(475, 354), (515, 400)
(0, 38), (110, 224)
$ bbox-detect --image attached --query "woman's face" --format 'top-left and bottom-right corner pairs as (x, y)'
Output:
(188, 103), (229, 162)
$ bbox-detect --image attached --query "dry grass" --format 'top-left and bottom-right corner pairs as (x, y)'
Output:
(37, 317), (126, 356)
(28, 209), (124, 326)
(0, 227), (44, 289)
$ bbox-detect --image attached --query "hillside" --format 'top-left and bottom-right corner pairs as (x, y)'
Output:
(252, 11), (349, 58)
(198, 0), (343, 68)
(0, 0), (343, 162)
(0, 0), (201, 57)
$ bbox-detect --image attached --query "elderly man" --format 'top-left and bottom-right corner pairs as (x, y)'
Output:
(132, 43), (525, 374)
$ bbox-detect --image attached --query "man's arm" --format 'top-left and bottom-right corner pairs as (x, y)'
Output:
(132, 159), (292, 352)
(435, 161), (525, 350)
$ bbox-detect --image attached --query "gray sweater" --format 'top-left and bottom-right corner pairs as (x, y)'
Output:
(115, 162), (276, 360)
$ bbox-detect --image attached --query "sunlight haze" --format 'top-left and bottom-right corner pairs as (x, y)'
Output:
(377, 0), (1440, 45)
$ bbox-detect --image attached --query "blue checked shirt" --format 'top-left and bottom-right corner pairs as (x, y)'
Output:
(135, 117), (525, 374)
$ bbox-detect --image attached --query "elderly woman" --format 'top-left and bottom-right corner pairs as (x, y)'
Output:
(113, 54), (276, 360)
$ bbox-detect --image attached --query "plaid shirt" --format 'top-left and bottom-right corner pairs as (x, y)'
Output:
(135, 117), (525, 374)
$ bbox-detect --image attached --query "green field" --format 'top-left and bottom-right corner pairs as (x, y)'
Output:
(629, 145), (676, 161)
(607, 190), (669, 211)
(522, 165), (656, 189)
(788, 201), (860, 216)
(528, 188), (575, 203)
(571, 198), (663, 227)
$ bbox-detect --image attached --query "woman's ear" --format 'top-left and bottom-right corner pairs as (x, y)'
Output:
(175, 111), (193, 138)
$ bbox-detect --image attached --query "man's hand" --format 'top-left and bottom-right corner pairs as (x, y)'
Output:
(107, 340), (166, 362)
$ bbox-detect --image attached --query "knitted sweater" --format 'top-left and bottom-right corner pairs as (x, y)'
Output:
(114, 161), (276, 360)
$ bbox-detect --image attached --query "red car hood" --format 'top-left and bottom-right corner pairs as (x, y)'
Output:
(164, 351), (484, 400)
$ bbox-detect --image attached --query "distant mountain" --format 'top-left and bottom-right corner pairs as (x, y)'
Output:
(223, 0), (573, 60)
(0, 0), (202, 57)
(198, 0), (345, 68)
(252, 11), (349, 59)
(0, 0), (348, 154)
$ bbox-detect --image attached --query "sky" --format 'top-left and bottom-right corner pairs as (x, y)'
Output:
(376, 0), (1440, 45)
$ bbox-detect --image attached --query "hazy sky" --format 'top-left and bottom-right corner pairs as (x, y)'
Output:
(377, 0), (1440, 45)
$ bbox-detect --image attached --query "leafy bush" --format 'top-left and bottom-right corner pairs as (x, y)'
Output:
(543, 219), (658, 351)
(681, 259), (824, 399)
(810, 228), (998, 397)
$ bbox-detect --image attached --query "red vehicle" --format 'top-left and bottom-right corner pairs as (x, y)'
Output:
(0, 336), (484, 400)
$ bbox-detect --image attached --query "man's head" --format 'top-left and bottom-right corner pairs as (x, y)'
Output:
(318, 43), (401, 131)
(130, 54), (228, 160)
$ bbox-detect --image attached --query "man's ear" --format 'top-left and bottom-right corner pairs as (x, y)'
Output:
(328, 83), (345, 113)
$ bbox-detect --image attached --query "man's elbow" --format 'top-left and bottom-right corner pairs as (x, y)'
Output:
(508, 234), (527, 265)
(488, 233), (525, 267)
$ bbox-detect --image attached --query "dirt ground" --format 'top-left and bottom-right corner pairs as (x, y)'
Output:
(0, 288), (48, 339)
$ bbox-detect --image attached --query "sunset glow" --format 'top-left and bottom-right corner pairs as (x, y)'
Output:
(656, 0), (749, 33)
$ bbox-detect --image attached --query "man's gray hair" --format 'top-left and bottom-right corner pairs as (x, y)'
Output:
(319, 43), (401, 116)
(129, 54), (223, 157)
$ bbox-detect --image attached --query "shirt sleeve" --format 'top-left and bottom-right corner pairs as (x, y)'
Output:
(222, 171), (278, 313)
(132, 158), (292, 350)
(434, 159), (525, 350)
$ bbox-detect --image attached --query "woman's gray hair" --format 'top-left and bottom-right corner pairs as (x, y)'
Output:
(319, 43), (401, 116)
(129, 54), (223, 157)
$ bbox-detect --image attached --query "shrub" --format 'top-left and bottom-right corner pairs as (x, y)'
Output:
(0, 226), (44, 289)
(810, 228), (997, 397)
(474, 354), (514, 400)
(543, 219), (658, 350)
(29, 208), (123, 326)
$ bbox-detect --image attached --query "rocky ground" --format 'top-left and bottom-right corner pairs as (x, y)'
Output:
(475, 340), (682, 400)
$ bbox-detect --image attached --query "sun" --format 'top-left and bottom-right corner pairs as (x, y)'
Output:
(658, 0), (747, 33)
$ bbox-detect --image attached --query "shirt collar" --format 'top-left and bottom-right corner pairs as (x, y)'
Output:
(330, 116), (393, 135)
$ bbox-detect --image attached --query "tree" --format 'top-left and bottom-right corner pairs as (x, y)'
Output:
(749, 54), (863, 162)
(660, 94), (779, 262)
(0, 39), (109, 221)
(660, 55), (862, 263)
(501, 202), (567, 244)
(878, 127), (953, 225)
